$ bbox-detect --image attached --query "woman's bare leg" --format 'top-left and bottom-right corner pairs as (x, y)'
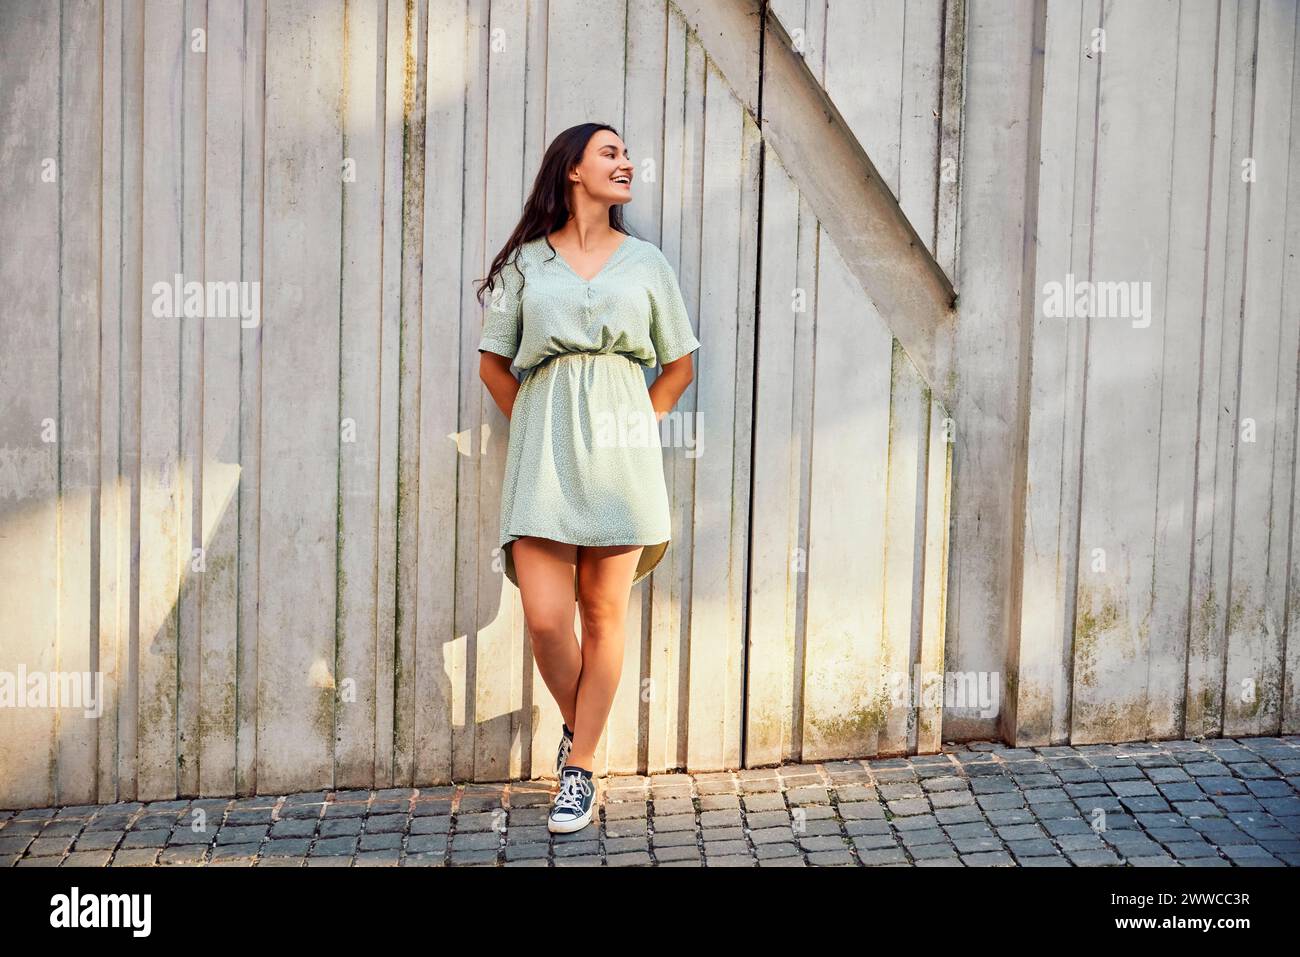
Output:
(567, 544), (644, 771)
(511, 536), (581, 730)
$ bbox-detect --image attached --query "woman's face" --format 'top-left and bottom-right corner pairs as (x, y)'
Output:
(571, 130), (633, 206)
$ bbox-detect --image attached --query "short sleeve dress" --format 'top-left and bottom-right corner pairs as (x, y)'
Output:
(477, 233), (701, 593)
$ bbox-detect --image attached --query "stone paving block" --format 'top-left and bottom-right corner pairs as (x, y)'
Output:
(854, 847), (906, 865)
(157, 846), (208, 865)
(962, 851), (1014, 866)
(1065, 848), (1121, 866)
(269, 819), (317, 839)
(365, 814), (408, 834)
(603, 836), (649, 854)
(503, 843), (547, 861)
(651, 829), (697, 848)
(211, 843), (261, 862)
(843, 819), (891, 838)
(1020, 855), (1070, 866)
(310, 836), (358, 856)
(447, 849), (498, 865)
(109, 842), (159, 868)
(799, 834), (850, 852)
(606, 851), (653, 866)
(61, 850), (113, 867)
(603, 817), (648, 839)
(402, 852), (446, 866)
(793, 818), (843, 838)
(406, 834), (448, 855)
(976, 792), (1025, 811)
(653, 844), (701, 862)
(700, 809), (741, 828)
(898, 828), (948, 847)
(319, 818), (364, 837)
(953, 837), (1003, 854)
(887, 798), (931, 816)
(355, 850), (403, 866)
(703, 839), (749, 857)
(702, 826), (745, 842)
(741, 792), (787, 812)
(786, 786), (831, 805)
(216, 825), (268, 845)
(853, 831), (900, 850)
(604, 802), (649, 820)
(652, 813), (697, 833)
(447, 830), (497, 851)
(708, 853), (758, 866)
(754, 842), (800, 859)
(1006, 839), (1057, 858)
(908, 841), (958, 860)
(698, 794), (741, 811)
(262, 842), (313, 858)
(553, 839), (600, 857)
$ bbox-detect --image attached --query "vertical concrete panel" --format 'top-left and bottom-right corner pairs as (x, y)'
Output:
(645, 4), (697, 773)
(684, 63), (748, 771)
(744, 157), (803, 765)
(1072, 0), (1179, 743)
(234, 0), (266, 798)
(97, 0), (128, 803)
(803, 233), (892, 759)
(137, 0), (185, 801)
(1224, 0), (1298, 736)
(256, 0), (344, 793)
(335, 0), (387, 787)
(1013, 0), (1090, 746)
(0, 0), (60, 810)
(415, 0), (467, 785)
(469, 0), (530, 782)
(56, 0), (105, 804)
(198, 0), (244, 799)
(1146, 0), (1224, 739)
(880, 343), (929, 753)
(1189, 0), (1254, 737)
(175, 0), (206, 799)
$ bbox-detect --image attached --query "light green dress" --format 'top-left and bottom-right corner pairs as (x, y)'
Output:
(478, 233), (701, 592)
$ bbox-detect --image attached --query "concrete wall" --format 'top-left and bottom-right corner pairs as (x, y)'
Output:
(771, 0), (1300, 747)
(2, 0), (1296, 812)
(0, 0), (950, 809)
(1013, 0), (1300, 745)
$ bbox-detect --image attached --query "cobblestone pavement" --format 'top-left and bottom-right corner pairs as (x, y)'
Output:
(4, 737), (1299, 867)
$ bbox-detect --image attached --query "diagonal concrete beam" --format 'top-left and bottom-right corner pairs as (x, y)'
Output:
(671, 0), (958, 407)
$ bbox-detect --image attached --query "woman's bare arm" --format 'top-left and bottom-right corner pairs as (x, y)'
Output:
(648, 353), (694, 422)
(479, 352), (520, 419)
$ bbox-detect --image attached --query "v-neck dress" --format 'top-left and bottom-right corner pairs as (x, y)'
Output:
(477, 234), (701, 593)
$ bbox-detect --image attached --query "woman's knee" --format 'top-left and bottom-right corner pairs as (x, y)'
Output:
(523, 607), (575, 646)
(576, 594), (627, 636)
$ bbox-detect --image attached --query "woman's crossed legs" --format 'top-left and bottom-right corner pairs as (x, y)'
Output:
(510, 536), (644, 772)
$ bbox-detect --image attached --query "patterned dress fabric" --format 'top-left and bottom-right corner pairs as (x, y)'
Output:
(478, 233), (701, 592)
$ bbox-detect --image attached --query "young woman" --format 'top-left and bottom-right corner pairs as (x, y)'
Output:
(475, 123), (700, 834)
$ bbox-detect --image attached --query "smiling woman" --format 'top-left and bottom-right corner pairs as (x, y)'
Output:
(473, 122), (700, 835)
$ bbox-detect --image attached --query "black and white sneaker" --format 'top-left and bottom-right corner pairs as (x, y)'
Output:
(554, 722), (574, 777)
(548, 765), (595, 833)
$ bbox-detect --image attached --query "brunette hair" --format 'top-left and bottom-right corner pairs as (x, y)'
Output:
(474, 122), (633, 308)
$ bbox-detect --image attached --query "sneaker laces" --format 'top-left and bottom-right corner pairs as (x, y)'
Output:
(553, 771), (590, 813)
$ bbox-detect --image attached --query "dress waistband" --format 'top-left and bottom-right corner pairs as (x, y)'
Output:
(526, 351), (636, 374)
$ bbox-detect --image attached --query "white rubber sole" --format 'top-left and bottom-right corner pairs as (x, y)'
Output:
(547, 806), (594, 834)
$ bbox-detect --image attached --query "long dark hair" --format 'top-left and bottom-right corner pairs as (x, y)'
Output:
(474, 122), (632, 308)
